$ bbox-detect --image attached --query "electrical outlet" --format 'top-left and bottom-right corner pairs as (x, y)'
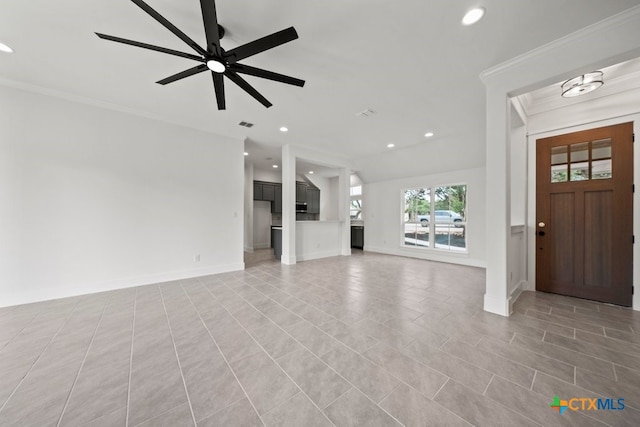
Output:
(194, 254), (200, 262)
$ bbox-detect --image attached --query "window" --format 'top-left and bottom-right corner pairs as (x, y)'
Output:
(350, 199), (362, 220)
(350, 184), (362, 220)
(402, 184), (467, 252)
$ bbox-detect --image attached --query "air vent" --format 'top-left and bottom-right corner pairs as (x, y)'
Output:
(355, 108), (376, 118)
(238, 121), (254, 128)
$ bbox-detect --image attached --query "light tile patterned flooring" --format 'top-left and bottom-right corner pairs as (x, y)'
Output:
(1, 252), (640, 426)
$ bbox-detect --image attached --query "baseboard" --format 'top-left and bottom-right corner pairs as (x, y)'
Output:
(253, 243), (270, 249)
(483, 293), (510, 317)
(364, 245), (486, 268)
(244, 245), (254, 252)
(0, 262), (245, 308)
(297, 249), (342, 262)
(281, 255), (297, 265)
(508, 280), (526, 314)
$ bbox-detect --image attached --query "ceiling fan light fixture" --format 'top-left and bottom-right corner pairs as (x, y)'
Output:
(561, 71), (604, 97)
(206, 59), (226, 73)
(462, 7), (485, 26)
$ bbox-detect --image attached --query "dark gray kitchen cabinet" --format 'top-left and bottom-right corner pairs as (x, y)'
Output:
(296, 182), (307, 203)
(351, 226), (364, 249)
(307, 187), (320, 214)
(272, 185), (282, 213)
(253, 182), (263, 200)
(262, 183), (275, 201)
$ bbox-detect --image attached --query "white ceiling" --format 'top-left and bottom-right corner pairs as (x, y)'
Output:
(3, 1), (640, 182)
(517, 57), (640, 117)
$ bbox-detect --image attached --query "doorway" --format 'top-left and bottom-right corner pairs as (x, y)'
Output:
(535, 122), (633, 306)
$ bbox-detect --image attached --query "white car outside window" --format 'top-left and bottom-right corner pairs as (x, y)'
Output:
(417, 210), (463, 227)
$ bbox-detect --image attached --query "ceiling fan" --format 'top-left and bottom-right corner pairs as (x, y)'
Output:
(96, 0), (305, 110)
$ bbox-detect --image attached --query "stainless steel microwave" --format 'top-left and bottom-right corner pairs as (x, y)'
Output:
(296, 203), (307, 212)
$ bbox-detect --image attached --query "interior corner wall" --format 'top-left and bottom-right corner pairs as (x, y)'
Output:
(364, 167), (486, 268)
(0, 85), (245, 307)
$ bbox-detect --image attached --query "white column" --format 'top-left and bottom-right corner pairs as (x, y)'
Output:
(338, 167), (351, 256)
(281, 144), (297, 265)
(244, 161), (254, 253)
(483, 91), (511, 316)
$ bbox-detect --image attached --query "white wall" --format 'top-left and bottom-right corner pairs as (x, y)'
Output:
(510, 125), (527, 225)
(304, 174), (338, 221)
(0, 85), (244, 307)
(253, 201), (272, 249)
(364, 167), (486, 267)
(329, 177), (340, 221)
(254, 168), (282, 183)
(508, 226), (526, 309)
(526, 90), (640, 310)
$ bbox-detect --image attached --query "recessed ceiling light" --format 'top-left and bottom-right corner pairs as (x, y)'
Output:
(387, 143), (395, 148)
(280, 126), (289, 132)
(206, 59), (226, 73)
(243, 152), (249, 156)
(462, 7), (485, 26)
(272, 164), (279, 168)
(0, 42), (14, 53)
(309, 171), (314, 174)
(424, 132), (434, 138)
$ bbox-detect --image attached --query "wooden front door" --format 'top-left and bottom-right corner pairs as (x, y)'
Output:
(536, 122), (633, 306)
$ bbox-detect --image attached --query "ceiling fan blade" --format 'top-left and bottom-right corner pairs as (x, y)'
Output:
(212, 72), (225, 110)
(229, 63), (305, 87)
(225, 71), (272, 108)
(131, 0), (208, 56)
(157, 64), (208, 85)
(95, 33), (204, 62)
(199, 0), (221, 56)
(224, 27), (298, 64)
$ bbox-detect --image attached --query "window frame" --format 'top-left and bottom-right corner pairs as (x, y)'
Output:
(400, 183), (468, 254)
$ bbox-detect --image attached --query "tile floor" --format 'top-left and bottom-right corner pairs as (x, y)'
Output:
(1, 252), (639, 426)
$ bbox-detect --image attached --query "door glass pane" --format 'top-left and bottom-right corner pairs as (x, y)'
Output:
(551, 146), (568, 183)
(592, 138), (612, 160)
(570, 162), (589, 181)
(551, 146), (568, 164)
(570, 142), (589, 162)
(551, 165), (568, 182)
(570, 142), (589, 181)
(592, 159), (612, 180)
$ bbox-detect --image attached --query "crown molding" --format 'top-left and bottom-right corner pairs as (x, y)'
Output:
(480, 5), (640, 83)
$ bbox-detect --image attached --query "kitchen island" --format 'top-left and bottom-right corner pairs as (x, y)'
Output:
(296, 220), (345, 261)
